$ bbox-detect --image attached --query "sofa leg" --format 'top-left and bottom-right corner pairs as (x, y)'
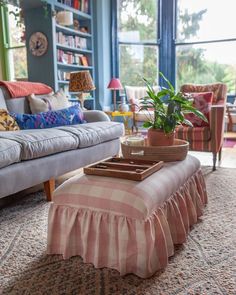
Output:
(212, 153), (217, 171)
(43, 179), (55, 202)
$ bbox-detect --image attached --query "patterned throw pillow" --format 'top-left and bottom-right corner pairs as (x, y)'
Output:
(0, 109), (20, 131)
(28, 89), (70, 114)
(11, 104), (85, 130)
(185, 92), (213, 127)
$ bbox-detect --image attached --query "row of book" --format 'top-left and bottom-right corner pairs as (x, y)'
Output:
(56, 32), (87, 49)
(57, 70), (71, 81)
(57, 49), (89, 66)
(57, 0), (89, 13)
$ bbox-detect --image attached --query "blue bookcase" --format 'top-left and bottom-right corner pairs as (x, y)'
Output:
(25, 0), (95, 110)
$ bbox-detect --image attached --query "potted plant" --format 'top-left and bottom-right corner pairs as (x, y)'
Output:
(140, 72), (207, 146)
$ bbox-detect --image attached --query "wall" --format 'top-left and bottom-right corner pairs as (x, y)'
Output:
(24, 4), (56, 89)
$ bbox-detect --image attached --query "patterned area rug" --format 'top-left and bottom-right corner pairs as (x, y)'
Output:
(0, 167), (235, 295)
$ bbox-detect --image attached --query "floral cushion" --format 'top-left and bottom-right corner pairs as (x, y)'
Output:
(0, 109), (20, 131)
(11, 104), (85, 130)
(185, 92), (213, 127)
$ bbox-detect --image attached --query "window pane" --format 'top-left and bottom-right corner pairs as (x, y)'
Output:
(119, 44), (158, 86)
(9, 47), (28, 80)
(118, 0), (158, 43)
(177, 0), (236, 42)
(7, 4), (25, 47)
(176, 42), (236, 94)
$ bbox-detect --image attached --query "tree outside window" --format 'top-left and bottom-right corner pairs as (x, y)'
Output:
(116, 0), (236, 96)
(176, 0), (236, 94)
(1, 4), (28, 81)
(117, 0), (158, 86)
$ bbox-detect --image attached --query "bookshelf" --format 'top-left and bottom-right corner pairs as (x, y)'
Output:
(53, 0), (95, 110)
(25, 0), (95, 110)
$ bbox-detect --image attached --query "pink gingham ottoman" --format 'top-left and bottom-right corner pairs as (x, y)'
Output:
(47, 155), (207, 278)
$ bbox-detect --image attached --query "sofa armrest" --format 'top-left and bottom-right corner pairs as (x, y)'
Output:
(83, 110), (110, 123)
(209, 104), (225, 153)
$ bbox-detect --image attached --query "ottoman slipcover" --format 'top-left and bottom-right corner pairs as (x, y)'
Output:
(47, 155), (207, 278)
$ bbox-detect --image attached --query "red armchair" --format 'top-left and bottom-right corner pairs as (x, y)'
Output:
(175, 83), (227, 171)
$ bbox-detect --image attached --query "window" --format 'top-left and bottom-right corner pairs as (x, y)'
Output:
(176, 0), (236, 94)
(114, 0), (236, 97)
(1, 4), (28, 81)
(117, 0), (159, 86)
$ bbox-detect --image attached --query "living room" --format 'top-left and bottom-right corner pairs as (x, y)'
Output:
(0, 0), (235, 294)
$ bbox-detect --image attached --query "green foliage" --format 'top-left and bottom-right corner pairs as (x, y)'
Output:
(119, 0), (158, 86)
(118, 1), (235, 94)
(140, 72), (207, 134)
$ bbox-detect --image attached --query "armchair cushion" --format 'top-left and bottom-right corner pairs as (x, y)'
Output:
(126, 85), (160, 114)
(180, 83), (227, 104)
(185, 92), (213, 127)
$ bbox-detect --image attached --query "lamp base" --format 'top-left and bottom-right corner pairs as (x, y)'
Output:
(77, 93), (87, 111)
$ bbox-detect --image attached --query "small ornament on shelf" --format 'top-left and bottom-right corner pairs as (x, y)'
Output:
(73, 19), (80, 31)
(80, 26), (88, 34)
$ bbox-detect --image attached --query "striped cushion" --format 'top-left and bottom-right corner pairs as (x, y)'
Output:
(175, 126), (211, 142)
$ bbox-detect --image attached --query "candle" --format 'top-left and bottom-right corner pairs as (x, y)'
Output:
(126, 136), (144, 146)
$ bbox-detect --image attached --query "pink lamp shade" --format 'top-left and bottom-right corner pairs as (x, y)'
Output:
(107, 78), (123, 90)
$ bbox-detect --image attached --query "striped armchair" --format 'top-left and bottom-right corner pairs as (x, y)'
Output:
(175, 83), (227, 171)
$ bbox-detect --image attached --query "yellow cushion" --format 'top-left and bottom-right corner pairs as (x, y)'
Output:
(0, 109), (20, 131)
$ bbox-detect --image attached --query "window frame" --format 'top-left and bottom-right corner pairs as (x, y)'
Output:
(0, 5), (27, 81)
(113, 0), (162, 86)
(113, 0), (236, 101)
(175, 0), (236, 101)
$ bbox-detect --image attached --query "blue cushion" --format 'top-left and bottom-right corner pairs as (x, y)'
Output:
(11, 104), (85, 130)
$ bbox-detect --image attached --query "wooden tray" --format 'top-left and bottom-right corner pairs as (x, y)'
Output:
(83, 157), (164, 181)
(121, 139), (189, 162)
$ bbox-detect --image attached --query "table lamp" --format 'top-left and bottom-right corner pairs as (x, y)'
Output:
(107, 78), (123, 111)
(69, 71), (95, 110)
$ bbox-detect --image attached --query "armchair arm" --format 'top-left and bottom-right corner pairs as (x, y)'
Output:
(209, 105), (225, 153)
(83, 110), (110, 123)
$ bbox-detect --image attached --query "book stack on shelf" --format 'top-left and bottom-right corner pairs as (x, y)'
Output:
(57, 0), (89, 13)
(56, 32), (87, 49)
(58, 70), (70, 82)
(57, 49), (89, 66)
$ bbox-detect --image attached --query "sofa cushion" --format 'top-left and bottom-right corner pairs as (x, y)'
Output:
(0, 109), (20, 131)
(28, 90), (69, 114)
(11, 104), (85, 130)
(57, 121), (124, 148)
(0, 129), (79, 160)
(0, 138), (21, 168)
(0, 89), (7, 109)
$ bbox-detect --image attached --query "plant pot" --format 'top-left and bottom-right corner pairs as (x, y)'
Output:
(147, 128), (175, 146)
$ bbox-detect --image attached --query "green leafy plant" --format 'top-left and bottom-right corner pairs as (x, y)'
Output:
(140, 72), (207, 134)
(0, 0), (49, 26)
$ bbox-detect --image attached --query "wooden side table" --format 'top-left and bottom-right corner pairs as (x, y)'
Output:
(105, 111), (134, 134)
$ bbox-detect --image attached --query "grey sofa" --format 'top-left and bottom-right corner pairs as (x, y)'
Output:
(0, 86), (124, 200)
